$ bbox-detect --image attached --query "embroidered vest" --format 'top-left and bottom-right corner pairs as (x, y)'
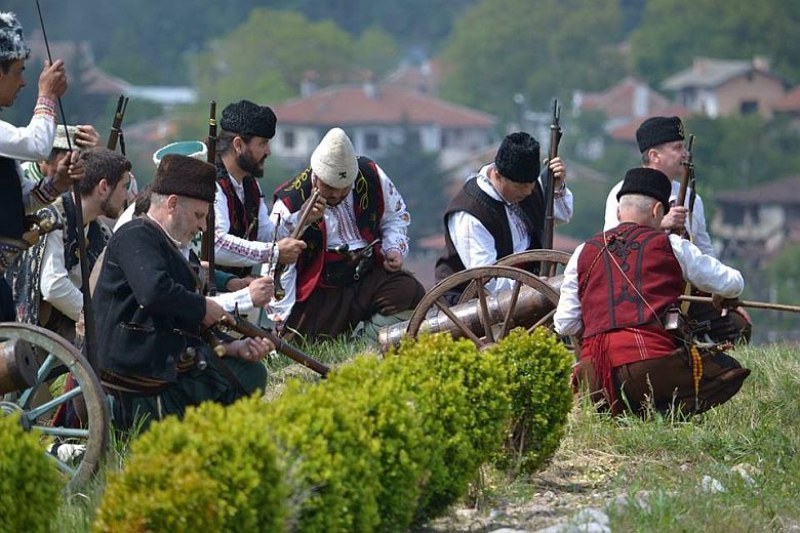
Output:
(577, 222), (684, 338)
(274, 156), (384, 302)
(215, 161), (263, 277)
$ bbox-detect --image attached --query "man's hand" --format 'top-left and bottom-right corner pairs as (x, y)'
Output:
(227, 337), (275, 362)
(225, 275), (255, 292)
(711, 293), (738, 316)
(74, 125), (101, 149)
(202, 298), (232, 328)
(303, 193), (328, 224)
(38, 59), (67, 100)
(383, 250), (403, 272)
(546, 157), (567, 190)
(53, 150), (85, 193)
(660, 205), (687, 232)
(248, 276), (275, 308)
(277, 237), (307, 264)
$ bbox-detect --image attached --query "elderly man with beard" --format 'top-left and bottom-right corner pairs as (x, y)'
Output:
(95, 154), (274, 431)
(10, 147), (130, 343)
(212, 99), (305, 278)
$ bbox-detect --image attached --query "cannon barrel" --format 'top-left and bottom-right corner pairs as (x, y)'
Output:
(378, 274), (563, 350)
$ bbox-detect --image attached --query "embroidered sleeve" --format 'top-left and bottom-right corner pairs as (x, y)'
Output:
(213, 184), (279, 267)
(376, 165), (411, 257)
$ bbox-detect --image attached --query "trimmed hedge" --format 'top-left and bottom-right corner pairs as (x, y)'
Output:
(0, 413), (63, 533)
(94, 396), (287, 532)
(487, 328), (575, 474)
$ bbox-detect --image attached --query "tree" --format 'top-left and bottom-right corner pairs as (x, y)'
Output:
(438, 0), (626, 123)
(630, 0), (800, 84)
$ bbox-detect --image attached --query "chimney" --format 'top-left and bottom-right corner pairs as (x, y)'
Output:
(301, 70), (318, 98)
(752, 56), (771, 71)
(362, 70), (379, 100)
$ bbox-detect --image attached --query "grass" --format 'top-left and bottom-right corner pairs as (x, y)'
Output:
(45, 340), (800, 531)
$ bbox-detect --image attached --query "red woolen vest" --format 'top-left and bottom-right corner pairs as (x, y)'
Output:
(578, 222), (684, 339)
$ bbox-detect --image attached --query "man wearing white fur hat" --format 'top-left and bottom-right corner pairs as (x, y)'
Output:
(270, 127), (425, 340)
(0, 11), (83, 321)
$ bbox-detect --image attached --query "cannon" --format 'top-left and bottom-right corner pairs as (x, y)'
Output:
(0, 323), (109, 493)
(379, 250), (572, 351)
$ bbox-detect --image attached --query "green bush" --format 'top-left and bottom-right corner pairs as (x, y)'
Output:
(486, 328), (574, 474)
(384, 333), (511, 522)
(94, 396), (287, 532)
(0, 413), (63, 533)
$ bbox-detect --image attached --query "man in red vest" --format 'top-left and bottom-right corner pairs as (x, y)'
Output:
(555, 167), (750, 416)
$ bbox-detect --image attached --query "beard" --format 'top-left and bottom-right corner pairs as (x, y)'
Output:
(100, 196), (123, 219)
(237, 150), (265, 178)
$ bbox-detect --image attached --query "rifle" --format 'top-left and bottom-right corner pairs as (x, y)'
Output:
(107, 95), (129, 154)
(219, 311), (330, 377)
(541, 98), (562, 250)
(273, 188), (321, 300)
(201, 101), (218, 295)
(35, 0), (98, 369)
(672, 134), (695, 238)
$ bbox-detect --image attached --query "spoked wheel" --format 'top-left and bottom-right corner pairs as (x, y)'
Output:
(406, 265), (561, 349)
(493, 249), (572, 279)
(0, 323), (108, 493)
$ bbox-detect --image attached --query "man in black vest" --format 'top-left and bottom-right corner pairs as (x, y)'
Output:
(212, 99), (305, 278)
(0, 11), (82, 320)
(94, 154), (274, 431)
(270, 127), (425, 340)
(435, 132), (572, 302)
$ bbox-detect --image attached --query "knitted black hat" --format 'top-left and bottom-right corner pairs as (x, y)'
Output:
(151, 154), (216, 203)
(617, 167), (671, 212)
(0, 12), (30, 62)
(494, 132), (540, 183)
(636, 116), (685, 153)
(220, 100), (277, 139)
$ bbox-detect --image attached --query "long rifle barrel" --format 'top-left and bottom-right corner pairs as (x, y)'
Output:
(273, 189), (321, 300)
(678, 295), (800, 314)
(221, 315), (330, 377)
(203, 101), (218, 295)
(541, 98), (562, 251)
(107, 95), (129, 152)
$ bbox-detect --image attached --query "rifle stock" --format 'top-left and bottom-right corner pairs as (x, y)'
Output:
(221, 315), (330, 377)
(202, 101), (218, 295)
(672, 134), (695, 237)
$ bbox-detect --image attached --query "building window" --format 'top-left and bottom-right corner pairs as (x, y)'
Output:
(283, 130), (296, 149)
(740, 100), (758, 115)
(365, 132), (380, 151)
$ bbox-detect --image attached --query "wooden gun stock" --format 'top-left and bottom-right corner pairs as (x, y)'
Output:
(273, 188), (322, 300)
(672, 134), (695, 237)
(221, 315), (330, 377)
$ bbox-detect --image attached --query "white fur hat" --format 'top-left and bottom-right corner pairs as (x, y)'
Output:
(0, 12), (30, 62)
(152, 140), (208, 167)
(52, 126), (79, 151)
(310, 128), (358, 189)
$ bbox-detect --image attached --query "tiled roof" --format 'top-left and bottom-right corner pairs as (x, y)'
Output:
(662, 57), (785, 91)
(580, 77), (671, 121)
(774, 87), (800, 112)
(716, 176), (800, 205)
(273, 84), (496, 128)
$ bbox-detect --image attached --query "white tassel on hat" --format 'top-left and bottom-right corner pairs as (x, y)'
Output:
(310, 128), (358, 189)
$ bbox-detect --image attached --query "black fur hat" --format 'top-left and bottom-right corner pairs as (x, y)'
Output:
(220, 100), (277, 139)
(636, 116), (685, 153)
(617, 167), (671, 213)
(494, 132), (540, 183)
(151, 154), (216, 203)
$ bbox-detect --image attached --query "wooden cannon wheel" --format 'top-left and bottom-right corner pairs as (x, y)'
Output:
(406, 265), (561, 349)
(0, 323), (109, 493)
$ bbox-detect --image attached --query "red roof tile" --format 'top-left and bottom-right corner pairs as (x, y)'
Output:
(273, 85), (496, 128)
(716, 176), (800, 205)
(608, 106), (693, 143)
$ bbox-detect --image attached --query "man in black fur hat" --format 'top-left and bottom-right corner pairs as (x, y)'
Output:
(603, 116), (752, 345)
(0, 11), (83, 320)
(212, 99), (306, 279)
(556, 167), (749, 417)
(435, 131), (572, 303)
(94, 154), (274, 431)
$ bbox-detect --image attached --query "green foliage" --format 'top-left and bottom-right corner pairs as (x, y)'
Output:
(630, 0), (800, 83)
(0, 414), (63, 533)
(440, 0), (626, 121)
(486, 328), (574, 474)
(386, 333), (511, 521)
(94, 397), (287, 532)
